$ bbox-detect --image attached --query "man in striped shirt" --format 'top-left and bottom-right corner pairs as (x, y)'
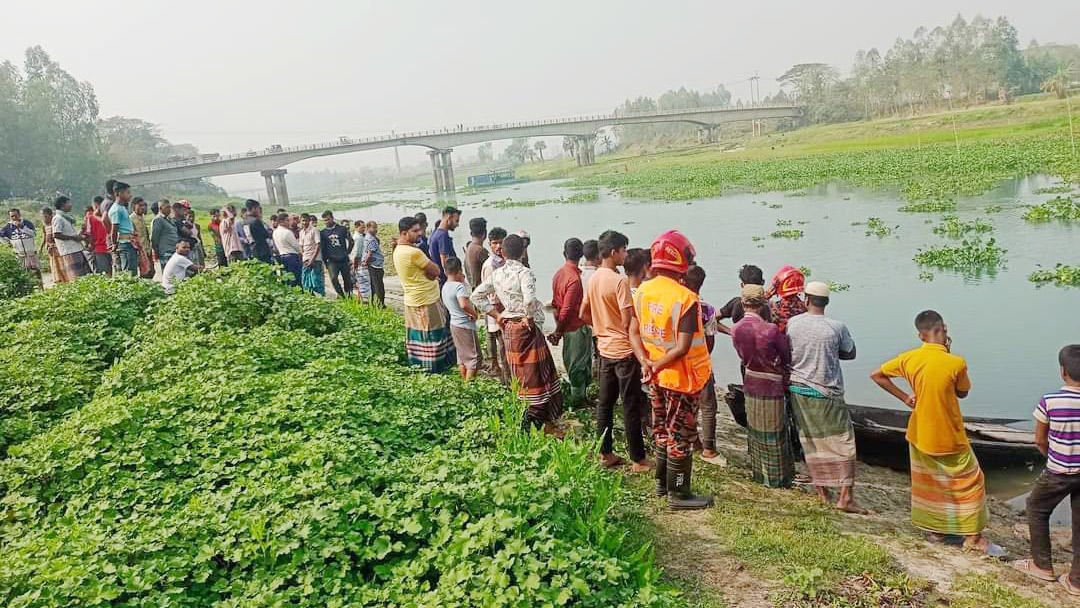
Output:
(1015, 344), (1080, 594)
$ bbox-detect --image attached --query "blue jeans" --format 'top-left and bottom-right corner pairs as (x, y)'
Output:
(116, 242), (138, 276)
(279, 253), (302, 286)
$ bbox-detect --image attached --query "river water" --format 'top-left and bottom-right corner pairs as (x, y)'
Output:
(328, 175), (1078, 424)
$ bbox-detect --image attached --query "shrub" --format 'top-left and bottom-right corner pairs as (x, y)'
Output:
(0, 248), (35, 301)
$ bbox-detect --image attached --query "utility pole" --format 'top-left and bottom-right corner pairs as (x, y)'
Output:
(750, 72), (762, 137)
(392, 127), (402, 175)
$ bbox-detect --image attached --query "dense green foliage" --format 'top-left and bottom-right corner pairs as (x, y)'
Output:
(913, 237), (1008, 272)
(932, 216), (994, 237)
(0, 268), (677, 607)
(0, 248), (34, 300)
(0, 276), (164, 455)
(1022, 196), (1080, 222)
(1028, 264), (1080, 287)
(569, 137), (1080, 203)
(484, 192), (600, 208)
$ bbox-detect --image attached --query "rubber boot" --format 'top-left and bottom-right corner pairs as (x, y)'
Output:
(655, 450), (668, 497)
(667, 455), (714, 510)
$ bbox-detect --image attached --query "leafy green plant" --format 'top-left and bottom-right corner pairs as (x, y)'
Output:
(0, 248), (36, 300)
(863, 217), (895, 237)
(932, 215), (993, 237)
(770, 229), (804, 239)
(784, 566), (825, 599)
(1033, 185), (1074, 194)
(799, 266), (812, 277)
(982, 204), (1003, 213)
(918, 271), (935, 281)
(0, 269), (680, 608)
(913, 237), (1007, 271)
(1028, 264), (1080, 287)
(898, 199), (956, 212)
(775, 219), (793, 226)
(828, 282), (851, 292)
(1023, 196), (1080, 222)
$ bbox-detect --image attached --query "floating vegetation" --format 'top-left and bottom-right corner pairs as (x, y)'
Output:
(1028, 264), (1080, 287)
(864, 217), (895, 237)
(898, 199), (957, 213)
(918, 271), (935, 282)
(485, 191), (599, 208)
(828, 282), (851, 292)
(771, 229), (805, 240)
(797, 220), (811, 225)
(776, 219), (793, 227)
(931, 216), (994, 237)
(799, 267), (812, 277)
(913, 238), (1007, 271)
(768, 203), (784, 209)
(567, 138), (1080, 204)
(1022, 196), (1080, 222)
(983, 205), (1003, 214)
(1034, 185), (1075, 195)
(784, 191), (808, 197)
(751, 236), (765, 242)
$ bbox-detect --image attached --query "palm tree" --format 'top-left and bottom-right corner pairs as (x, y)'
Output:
(533, 140), (546, 162)
(599, 134), (614, 153)
(1041, 63), (1075, 100)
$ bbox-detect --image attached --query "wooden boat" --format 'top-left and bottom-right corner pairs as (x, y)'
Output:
(723, 384), (1041, 464)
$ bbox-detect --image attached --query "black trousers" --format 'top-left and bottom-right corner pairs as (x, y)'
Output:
(326, 258), (353, 297)
(1027, 469), (1080, 585)
(368, 266), (385, 307)
(597, 355), (647, 462)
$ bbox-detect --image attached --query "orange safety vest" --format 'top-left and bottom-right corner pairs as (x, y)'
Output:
(634, 275), (712, 395)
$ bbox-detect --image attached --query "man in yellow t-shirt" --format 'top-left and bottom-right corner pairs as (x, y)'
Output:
(392, 216), (455, 373)
(871, 310), (1000, 555)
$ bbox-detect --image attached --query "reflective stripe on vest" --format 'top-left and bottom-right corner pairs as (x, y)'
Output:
(635, 275), (712, 395)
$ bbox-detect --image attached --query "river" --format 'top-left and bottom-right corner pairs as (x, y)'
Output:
(322, 174), (1077, 424)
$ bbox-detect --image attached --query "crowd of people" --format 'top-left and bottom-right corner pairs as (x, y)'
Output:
(2, 179), (388, 301)
(5, 190), (1080, 592)
(389, 205), (1080, 588)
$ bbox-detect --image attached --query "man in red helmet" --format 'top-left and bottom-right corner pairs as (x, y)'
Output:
(629, 230), (714, 510)
(767, 265), (807, 333)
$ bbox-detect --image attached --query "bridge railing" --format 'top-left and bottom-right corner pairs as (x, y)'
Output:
(126, 102), (798, 174)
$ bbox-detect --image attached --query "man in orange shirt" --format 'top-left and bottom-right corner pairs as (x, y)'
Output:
(871, 310), (1002, 555)
(581, 230), (649, 471)
(630, 230), (714, 510)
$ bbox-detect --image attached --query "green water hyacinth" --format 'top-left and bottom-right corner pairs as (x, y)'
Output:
(1023, 196), (1080, 222)
(771, 229), (805, 239)
(1029, 264), (1080, 287)
(897, 199), (956, 213)
(932, 216), (994, 237)
(863, 217), (895, 237)
(913, 237), (1007, 271)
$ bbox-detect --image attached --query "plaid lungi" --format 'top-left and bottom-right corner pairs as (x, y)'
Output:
(17, 252), (40, 270)
(502, 317), (563, 426)
(59, 251), (91, 279)
(789, 388), (856, 488)
(404, 303), (457, 374)
(909, 444), (988, 535)
(746, 393), (795, 487)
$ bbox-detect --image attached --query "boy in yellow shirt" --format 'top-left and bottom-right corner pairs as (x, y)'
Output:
(871, 310), (1002, 555)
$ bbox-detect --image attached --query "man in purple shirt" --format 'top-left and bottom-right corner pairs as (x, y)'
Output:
(731, 284), (795, 487)
(427, 206), (460, 285)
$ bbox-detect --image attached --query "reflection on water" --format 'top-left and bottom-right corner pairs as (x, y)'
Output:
(334, 175), (1079, 501)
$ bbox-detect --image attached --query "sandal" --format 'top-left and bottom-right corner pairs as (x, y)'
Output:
(1060, 574), (1080, 596)
(1011, 559), (1055, 582)
(702, 453), (727, 467)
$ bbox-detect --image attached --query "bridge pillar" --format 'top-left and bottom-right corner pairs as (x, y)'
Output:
(574, 136), (595, 167)
(428, 149), (455, 193)
(271, 169), (289, 206)
(261, 170), (278, 207)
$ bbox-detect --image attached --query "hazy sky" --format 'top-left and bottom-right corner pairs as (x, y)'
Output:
(4, 1), (1076, 193)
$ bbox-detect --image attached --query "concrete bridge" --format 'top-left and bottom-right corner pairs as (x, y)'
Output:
(118, 104), (800, 202)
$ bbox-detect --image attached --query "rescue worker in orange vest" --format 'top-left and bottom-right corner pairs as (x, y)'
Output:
(629, 230), (715, 510)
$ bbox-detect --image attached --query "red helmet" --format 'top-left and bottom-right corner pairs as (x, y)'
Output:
(650, 230), (696, 275)
(772, 265), (805, 298)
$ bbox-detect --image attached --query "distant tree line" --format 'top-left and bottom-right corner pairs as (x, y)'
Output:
(781, 15), (1079, 124)
(0, 46), (222, 205)
(612, 14), (1079, 145)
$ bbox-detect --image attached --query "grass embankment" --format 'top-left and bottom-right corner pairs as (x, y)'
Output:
(515, 98), (1080, 203)
(0, 266), (678, 607)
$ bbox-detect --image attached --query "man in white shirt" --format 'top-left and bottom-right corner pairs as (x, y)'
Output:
(50, 196), (91, 279)
(162, 240), (200, 295)
(272, 212), (302, 286)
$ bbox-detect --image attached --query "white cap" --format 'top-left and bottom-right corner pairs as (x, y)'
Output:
(805, 281), (830, 297)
